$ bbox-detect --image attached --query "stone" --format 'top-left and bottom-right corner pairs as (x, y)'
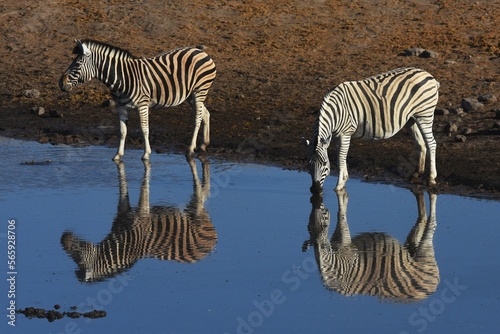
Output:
(101, 99), (116, 107)
(478, 93), (497, 104)
(461, 127), (474, 135)
(401, 48), (438, 58)
(31, 106), (45, 116)
(49, 109), (64, 118)
(454, 134), (466, 142)
(420, 50), (439, 58)
(435, 108), (449, 116)
(23, 89), (40, 98)
(461, 98), (484, 112)
(403, 47), (425, 57)
(445, 122), (458, 135)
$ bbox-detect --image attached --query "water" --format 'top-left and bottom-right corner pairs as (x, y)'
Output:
(0, 137), (499, 334)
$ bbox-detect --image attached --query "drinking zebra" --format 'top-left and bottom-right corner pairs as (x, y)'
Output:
(304, 67), (439, 193)
(59, 40), (217, 160)
(61, 157), (216, 282)
(303, 189), (439, 302)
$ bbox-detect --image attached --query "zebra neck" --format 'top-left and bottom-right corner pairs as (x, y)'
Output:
(94, 52), (137, 93)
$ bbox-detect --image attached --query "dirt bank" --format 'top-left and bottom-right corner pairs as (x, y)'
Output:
(1, 1), (499, 199)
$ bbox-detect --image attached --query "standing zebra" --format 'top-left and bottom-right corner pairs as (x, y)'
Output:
(61, 157), (216, 282)
(304, 189), (439, 301)
(59, 40), (217, 160)
(304, 67), (439, 193)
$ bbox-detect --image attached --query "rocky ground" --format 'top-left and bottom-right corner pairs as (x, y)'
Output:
(1, 0), (499, 199)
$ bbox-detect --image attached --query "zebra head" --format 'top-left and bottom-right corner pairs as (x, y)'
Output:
(304, 138), (330, 194)
(59, 40), (95, 92)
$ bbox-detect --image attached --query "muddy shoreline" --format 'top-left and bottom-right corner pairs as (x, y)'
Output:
(1, 107), (499, 201)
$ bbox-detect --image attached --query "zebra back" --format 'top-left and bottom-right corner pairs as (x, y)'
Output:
(306, 190), (439, 302)
(62, 39), (216, 108)
(61, 158), (216, 283)
(317, 67), (439, 141)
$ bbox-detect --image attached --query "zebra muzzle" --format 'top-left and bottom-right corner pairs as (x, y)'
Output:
(59, 74), (72, 92)
(310, 180), (323, 195)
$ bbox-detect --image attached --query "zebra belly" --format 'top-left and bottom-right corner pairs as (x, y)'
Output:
(352, 121), (400, 140)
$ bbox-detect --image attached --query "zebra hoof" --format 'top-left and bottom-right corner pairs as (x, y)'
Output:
(199, 144), (208, 153)
(428, 179), (437, 188)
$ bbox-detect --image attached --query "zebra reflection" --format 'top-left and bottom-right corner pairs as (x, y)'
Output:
(304, 189), (439, 302)
(61, 157), (216, 283)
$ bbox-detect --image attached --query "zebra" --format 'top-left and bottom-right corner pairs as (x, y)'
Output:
(304, 67), (439, 193)
(303, 189), (439, 302)
(60, 157), (216, 282)
(59, 39), (217, 160)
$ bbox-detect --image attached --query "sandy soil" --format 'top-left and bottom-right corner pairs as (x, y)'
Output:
(1, 0), (499, 199)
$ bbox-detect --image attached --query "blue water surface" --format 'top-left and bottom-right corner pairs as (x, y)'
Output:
(0, 137), (499, 334)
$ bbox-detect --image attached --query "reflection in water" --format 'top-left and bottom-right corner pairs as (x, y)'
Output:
(304, 189), (439, 302)
(61, 157), (216, 283)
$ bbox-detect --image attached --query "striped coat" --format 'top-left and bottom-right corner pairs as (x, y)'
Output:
(61, 158), (216, 282)
(59, 40), (216, 160)
(304, 190), (439, 301)
(306, 67), (439, 192)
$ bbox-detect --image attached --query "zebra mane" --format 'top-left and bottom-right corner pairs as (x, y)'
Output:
(73, 39), (138, 59)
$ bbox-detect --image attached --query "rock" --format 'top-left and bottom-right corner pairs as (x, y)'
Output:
(101, 99), (116, 107)
(444, 60), (456, 65)
(445, 122), (458, 135)
(49, 109), (64, 118)
(478, 93), (497, 104)
(461, 98), (484, 112)
(455, 134), (466, 142)
(453, 107), (465, 116)
(38, 136), (49, 144)
(31, 106), (45, 116)
(403, 47), (425, 57)
(496, 109), (500, 119)
(23, 89), (40, 98)
(435, 108), (449, 116)
(420, 50), (439, 58)
(401, 48), (438, 58)
(461, 127), (474, 135)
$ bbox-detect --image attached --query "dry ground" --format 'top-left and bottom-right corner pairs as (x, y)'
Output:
(1, 0), (499, 199)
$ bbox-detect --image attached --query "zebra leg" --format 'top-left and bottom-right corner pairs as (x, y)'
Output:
(200, 105), (210, 152)
(187, 94), (203, 157)
(138, 160), (151, 217)
(426, 134), (437, 187)
(138, 105), (152, 160)
(335, 135), (351, 191)
(115, 161), (132, 214)
(405, 191), (438, 265)
(408, 121), (427, 182)
(415, 118), (437, 186)
(113, 107), (129, 161)
(332, 188), (351, 246)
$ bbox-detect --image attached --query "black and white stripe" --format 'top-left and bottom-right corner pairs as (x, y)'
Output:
(59, 39), (217, 160)
(304, 190), (439, 302)
(61, 158), (216, 282)
(306, 67), (439, 193)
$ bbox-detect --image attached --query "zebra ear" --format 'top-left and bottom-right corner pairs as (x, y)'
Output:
(74, 39), (91, 56)
(80, 42), (91, 56)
